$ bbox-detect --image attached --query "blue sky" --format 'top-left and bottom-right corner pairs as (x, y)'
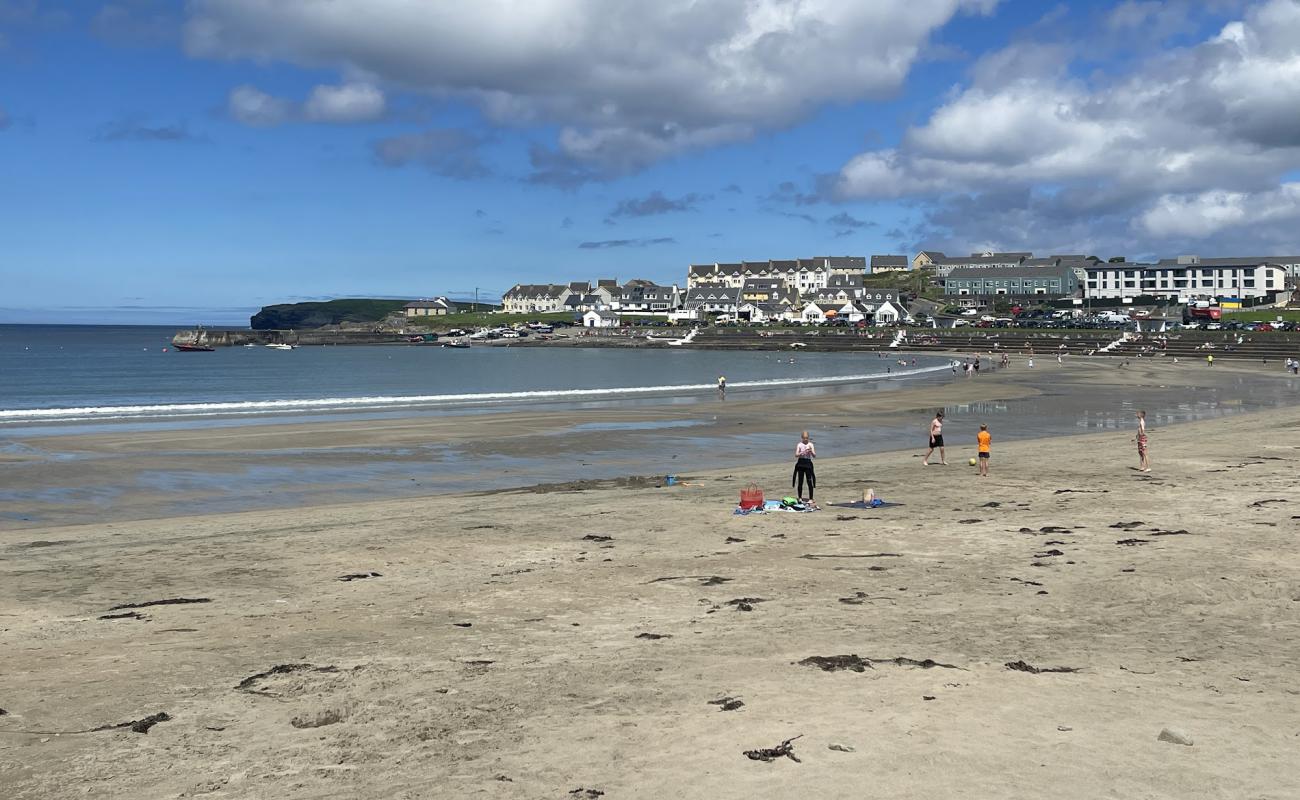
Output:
(3, 0), (1296, 325)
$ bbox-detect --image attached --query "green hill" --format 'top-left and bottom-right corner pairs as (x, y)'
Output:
(250, 299), (411, 330)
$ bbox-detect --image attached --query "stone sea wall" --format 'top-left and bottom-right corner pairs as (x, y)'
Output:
(172, 329), (408, 347)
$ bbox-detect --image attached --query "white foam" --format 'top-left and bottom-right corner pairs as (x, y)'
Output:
(0, 365), (949, 423)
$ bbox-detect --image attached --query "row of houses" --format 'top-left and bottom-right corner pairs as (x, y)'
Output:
(937, 252), (1297, 305)
(685, 273), (904, 323)
(420, 249), (1296, 323)
(686, 256), (867, 291)
(500, 279), (682, 314)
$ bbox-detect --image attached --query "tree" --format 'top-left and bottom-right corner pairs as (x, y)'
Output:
(993, 296), (1012, 315)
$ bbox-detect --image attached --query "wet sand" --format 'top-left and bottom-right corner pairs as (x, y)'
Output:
(1, 360), (1298, 798)
(2, 358), (1295, 529)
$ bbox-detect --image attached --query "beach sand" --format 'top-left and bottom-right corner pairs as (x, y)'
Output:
(1, 361), (1298, 798)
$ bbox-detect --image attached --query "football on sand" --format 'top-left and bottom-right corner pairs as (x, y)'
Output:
(969, 457), (977, 466)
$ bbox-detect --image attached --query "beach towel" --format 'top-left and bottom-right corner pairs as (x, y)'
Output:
(828, 500), (903, 510)
(733, 499), (821, 515)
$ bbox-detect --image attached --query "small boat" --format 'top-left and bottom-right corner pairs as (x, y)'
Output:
(442, 341), (470, 349)
(266, 343), (296, 350)
(174, 343), (215, 352)
(243, 343), (257, 348)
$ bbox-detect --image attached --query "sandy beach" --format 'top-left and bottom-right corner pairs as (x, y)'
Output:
(2, 361), (1298, 799)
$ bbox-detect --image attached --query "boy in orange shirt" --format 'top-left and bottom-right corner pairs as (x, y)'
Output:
(976, 424), (991, 477)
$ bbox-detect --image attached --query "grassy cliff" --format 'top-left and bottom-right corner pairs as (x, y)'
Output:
(250, 299), (411, 330)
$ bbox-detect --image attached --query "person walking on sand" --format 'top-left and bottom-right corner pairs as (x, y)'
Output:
(717, 375), (726, 400)
(922, 410), (947, 466)
(1134, 410), (1150, 472)
(976, 423), (991, 477)
(1206, 354), (1214, 367)
(793, 430), (817, 503)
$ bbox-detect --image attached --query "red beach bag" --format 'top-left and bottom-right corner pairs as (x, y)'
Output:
(739, 483), (765, 510)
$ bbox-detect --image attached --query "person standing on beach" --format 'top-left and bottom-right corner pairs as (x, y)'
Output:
(922, 411), (946, 466)
(976, 424), (991, 477)
(1134, 410), (1150, 472)
(1206, 354), (1214, 367)
(717, 375), (726, 400)
(793, 430), (817, 503)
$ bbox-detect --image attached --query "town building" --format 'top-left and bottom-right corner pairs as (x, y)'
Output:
(613, 280), (681, 313)
(403, 297), (460, 317)
(683, 283), (742, 317)
(686, 256), (866, 291)
(1082, 257), (1289, 302)
(582, 309), (621, 328)
(873, 300), (906, 325)
(943, 265), (1080, 303)
(870, 255), (909, 273)
(500, 284), (574, 313)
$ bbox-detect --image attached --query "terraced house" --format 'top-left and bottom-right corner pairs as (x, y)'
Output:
(686, 256), (866, 292)
(500, 283), (573, 314)
(944, 265), (1080, 304)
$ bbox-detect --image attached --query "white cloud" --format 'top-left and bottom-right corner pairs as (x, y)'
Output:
(304, 82), (385, 123)
(1139, 184), (1300, 238)
(185, 0), (997, 178)
(835, 0), (1300, 251)
(227, 84), (292, 126)
(227, 82), (385, 126)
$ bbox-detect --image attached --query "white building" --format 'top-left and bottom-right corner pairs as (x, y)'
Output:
(1083, 257), (1288, 302)
(870, 255), (909, 273)
(583, 309), (621, 328)
(799, 302), (831, 324)
(873, 300), (905, 325)
(687, 256), (865, 291)
(501, 284), (573, 314)
(684, 283), (742, 316)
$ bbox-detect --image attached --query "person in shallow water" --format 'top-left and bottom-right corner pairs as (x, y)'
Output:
(793, 430), (816, 503)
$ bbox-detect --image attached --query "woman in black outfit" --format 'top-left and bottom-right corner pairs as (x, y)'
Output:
(793, 430), (816, 503)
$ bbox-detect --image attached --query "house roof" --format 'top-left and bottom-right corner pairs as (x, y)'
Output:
(816, 255), (867, 269)
(505, 283), (569, 298)
(404, 299), (452, 309)
(871, 255), (908, 268)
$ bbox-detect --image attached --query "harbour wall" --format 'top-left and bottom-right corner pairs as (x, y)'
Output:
(172, 329), (408, 347)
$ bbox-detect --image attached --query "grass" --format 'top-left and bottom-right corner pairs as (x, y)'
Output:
(1221, 309), (1300, 322)
(250, 298), (412, 330)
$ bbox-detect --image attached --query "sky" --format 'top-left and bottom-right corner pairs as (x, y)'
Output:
(3, 0), (1300, 325)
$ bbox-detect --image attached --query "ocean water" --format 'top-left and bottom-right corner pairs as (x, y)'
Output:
(0, 324), (947, 426)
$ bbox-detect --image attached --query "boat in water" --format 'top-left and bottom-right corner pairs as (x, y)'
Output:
(442, 341), (470, 349)
(174, 343), (215, 352)
(266, 343), (296, 350)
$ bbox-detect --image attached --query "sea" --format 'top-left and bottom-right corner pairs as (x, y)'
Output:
(0, 324), (949, 428)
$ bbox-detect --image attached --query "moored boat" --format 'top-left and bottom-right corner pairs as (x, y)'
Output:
(174, 343), (215, 352)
